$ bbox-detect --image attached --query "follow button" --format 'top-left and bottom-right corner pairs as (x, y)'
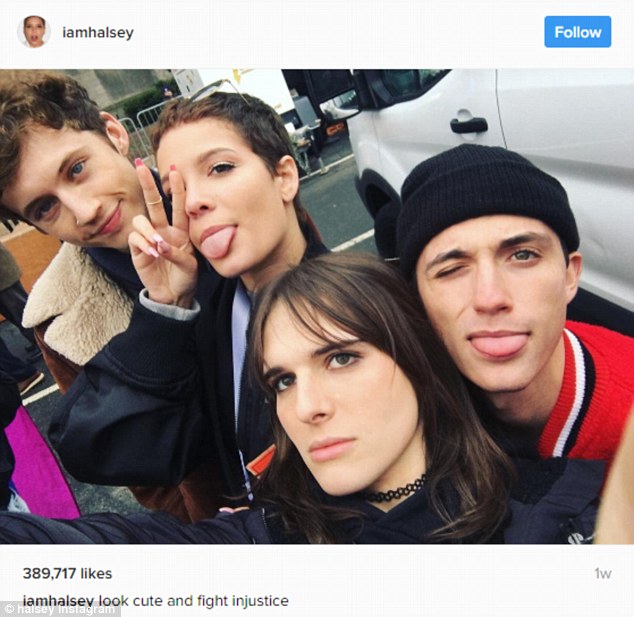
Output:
(545, 16), (611, 48)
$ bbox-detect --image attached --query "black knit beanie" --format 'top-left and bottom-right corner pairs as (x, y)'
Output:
(397, 144), (579, 279)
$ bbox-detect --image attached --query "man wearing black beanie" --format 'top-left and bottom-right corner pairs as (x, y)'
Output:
(397, 144), (634, 471)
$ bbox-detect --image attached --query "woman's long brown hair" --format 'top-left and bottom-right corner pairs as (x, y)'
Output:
(249, 252), (513, 543)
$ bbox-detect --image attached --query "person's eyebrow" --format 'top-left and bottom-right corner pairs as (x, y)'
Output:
(22, 151), (77, 219)
(311, 339), (360, 359)
(498, 231), (552, 250)
(425, 248), (470, 274)
(159, 147), (237, 184)
(425, 231), (554, 274)
(262, 366), (283, 385)
(262, 338), (361, 383)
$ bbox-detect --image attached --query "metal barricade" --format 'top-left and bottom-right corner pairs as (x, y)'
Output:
(136, 95), (183, 151)
(119, 116), (153, 165)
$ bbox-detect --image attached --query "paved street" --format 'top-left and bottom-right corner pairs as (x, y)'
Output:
(300, 132), (375, 252)
(1, 132), (377, 515)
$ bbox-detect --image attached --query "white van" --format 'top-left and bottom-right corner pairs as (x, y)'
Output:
(341, 69), (634, 335)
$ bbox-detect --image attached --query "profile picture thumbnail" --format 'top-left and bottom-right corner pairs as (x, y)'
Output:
(20, 15), (49, 48)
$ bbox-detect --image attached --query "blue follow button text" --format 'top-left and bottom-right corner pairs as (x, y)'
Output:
(545, 16), (611, 48)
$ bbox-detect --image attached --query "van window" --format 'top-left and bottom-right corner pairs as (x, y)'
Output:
(380, 69), (447, 98)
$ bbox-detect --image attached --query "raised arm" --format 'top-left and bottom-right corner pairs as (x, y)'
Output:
(595, 409), (634, 544)
(0, 509), (260, 544)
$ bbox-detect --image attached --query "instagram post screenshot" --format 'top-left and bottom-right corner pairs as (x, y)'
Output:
(0, 1), (632, 615)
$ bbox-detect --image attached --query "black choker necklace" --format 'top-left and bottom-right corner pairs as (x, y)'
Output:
(360, 473), (427, 504)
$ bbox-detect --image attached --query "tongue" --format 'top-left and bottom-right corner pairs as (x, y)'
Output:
(470, 334), (528, 358)
(201, 227), (235, 260)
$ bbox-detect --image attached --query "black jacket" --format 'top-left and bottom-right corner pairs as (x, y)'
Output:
(49, 224), (327, 498)
(0, 457), (601, 544)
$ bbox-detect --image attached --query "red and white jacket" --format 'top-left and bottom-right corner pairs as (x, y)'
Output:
(538, 321), (634, 470)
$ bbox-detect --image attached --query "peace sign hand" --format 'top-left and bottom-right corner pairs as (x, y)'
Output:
(128, 159), (198, 308)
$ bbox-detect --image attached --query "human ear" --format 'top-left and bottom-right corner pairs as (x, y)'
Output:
(565, 251), (583, 304)
(275, 155), (300, 204)
(100, 112), (131, 157)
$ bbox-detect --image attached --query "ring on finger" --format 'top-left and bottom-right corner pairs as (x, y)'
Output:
(146, 197), (163, 206)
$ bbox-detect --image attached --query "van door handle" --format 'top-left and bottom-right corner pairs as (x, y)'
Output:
(450, 117), (488, 134)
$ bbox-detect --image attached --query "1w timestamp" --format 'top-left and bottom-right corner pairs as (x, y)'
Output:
(22, 567), (112, 580)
